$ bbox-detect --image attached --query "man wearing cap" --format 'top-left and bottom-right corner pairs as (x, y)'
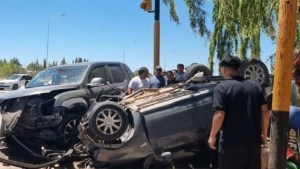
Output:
(149, 66), (166, 88)
(208, 55), (270, 169)
(128, 67), (150, 94)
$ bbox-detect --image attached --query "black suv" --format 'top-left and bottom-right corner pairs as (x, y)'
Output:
(0, 62), (133, 149)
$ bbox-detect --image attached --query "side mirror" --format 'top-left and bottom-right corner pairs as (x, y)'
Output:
(87, 77), (105, 88)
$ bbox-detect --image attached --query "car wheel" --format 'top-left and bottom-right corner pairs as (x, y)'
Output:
(12, 84), (18, 90)
(58, 114), (81, 149)
(185, 64), (212, 80)
(88, 101), (128, 141)
(239, 59), (270, 86)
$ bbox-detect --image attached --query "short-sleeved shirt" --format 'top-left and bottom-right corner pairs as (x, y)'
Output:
(291, 80), (300, 107)
(213, 76), (267, 145)
(149, 75), (166, 88)
(175, 72), (186, 82)
(128, 76), (150, 92)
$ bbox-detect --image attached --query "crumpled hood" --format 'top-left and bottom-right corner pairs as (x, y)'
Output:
(0, 84), (80, 102)
(0, 79), (17, 83)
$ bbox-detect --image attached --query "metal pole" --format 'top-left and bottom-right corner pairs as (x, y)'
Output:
(46, 21), (50, 68)
(153, 0), (160, 73)
(269, 0), (297, 169)
(46, 13), (65, 68)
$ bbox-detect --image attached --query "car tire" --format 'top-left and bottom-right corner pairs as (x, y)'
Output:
(185, 64), (212, 80)
(239, 59), (270, 87)
(87, 101), (128, 141)
(12, 84), (18, 90)
(58, 114), (81, 149)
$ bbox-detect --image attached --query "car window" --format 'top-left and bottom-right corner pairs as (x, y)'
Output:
(26, 66), (87, 88)
(88, 66), (107, 83)
(108, 64), (126, 83)
(7, 74), (22, 80)
(20, 76), (25, 81)
(24, 75), (32, 80)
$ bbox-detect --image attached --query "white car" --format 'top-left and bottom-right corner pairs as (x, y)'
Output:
(0, 74), (32, 91)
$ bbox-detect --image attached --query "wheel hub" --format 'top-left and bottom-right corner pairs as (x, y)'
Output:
(104, 117), (113, 126)
(96, 109), (122, 135)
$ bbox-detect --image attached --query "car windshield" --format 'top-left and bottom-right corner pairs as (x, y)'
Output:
(7, 74), (22, 80)
(26, 65), (87, 88)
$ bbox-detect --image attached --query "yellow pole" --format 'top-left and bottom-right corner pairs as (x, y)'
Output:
(272, 1), (297, 111)
(153, 0), (160, 73)
(269, 0), (297, 168)
(154, 20), (160, 72)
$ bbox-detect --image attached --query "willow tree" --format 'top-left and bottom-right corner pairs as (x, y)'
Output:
(163, 0), (291, 72)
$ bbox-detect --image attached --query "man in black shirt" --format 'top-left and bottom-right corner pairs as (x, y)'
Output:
(208, 55), (270, 169)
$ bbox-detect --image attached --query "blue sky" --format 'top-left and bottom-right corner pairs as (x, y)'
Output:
(0, 0), (275, 74)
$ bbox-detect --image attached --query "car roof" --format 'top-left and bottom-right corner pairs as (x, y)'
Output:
(45, 61), (124, 69)
(12, 74), (32, 76)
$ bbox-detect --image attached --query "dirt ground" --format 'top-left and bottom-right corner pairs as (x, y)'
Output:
(0, 144), (212, 169)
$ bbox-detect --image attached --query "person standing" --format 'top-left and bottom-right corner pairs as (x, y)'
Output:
(289, 69), (300, 131)
(128, 67), (150, 94)
(149, 66), (166, 88)
(291, 69), (300, 106)
(175, 63), (186, 82)
(208, 55), (270, 169)
(166, 70), (176, 85)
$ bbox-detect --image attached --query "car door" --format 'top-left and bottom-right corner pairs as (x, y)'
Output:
(86, 64), (114, 102)
(19, 75), (26, 87)
(106, 64), (130, 94)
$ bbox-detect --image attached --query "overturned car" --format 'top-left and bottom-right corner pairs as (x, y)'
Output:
(77, 60), (271, 167)
(78, 82), (216, 167)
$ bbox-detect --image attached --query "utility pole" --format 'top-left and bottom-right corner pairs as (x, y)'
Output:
(269, 0), (297, 169)
(140, 0), (160, 73)
(153, 0), (160, 73)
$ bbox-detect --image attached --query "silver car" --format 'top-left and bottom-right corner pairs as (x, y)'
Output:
(0, 74), (32, 90)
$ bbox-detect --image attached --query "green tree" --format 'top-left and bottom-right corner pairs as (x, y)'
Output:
(0, 62), (23, 77)
(26, 59), (43, 74)
(163, 0), (279, 72)
(78, 57), (83, 63)
(43, 59), (47, 69)
(60, 57), (67, 65)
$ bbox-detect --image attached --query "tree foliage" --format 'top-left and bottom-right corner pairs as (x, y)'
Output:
(72, 57), (89, 63)
(0, 58), (26, 77)
(163, 0), (282, 72)
(163, 0), (209, 38)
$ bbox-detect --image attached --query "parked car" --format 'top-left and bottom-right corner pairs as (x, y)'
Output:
(0, 74), (32, 90)
(0, 62), (133, 149)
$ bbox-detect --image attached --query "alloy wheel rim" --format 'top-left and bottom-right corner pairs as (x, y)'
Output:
(96, 109), (122, 135)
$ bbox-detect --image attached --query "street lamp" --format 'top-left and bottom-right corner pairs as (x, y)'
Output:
(46, 13), (66, 68)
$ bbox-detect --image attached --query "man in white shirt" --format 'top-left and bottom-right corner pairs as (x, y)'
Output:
(149, 66), (166, 88)
(128, 67), (150, 94)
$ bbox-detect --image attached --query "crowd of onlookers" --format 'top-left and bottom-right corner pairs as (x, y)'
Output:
(127, 63), (186, 94)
